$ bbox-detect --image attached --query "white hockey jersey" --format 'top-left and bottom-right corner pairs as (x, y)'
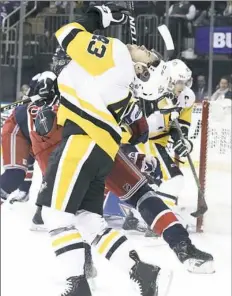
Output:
(147, 86), (195, 139)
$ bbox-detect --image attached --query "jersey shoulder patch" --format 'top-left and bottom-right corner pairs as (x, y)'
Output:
(179, 87), (195, 108)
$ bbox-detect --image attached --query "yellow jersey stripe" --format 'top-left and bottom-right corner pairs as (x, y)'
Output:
(52, 232), (82, 247)
(57, 102), (121, 159)
(58, 84), (117, 126)
(56, 22), (86, 41)
(54, 135), (94, 210)
(98, 231), (120, 254)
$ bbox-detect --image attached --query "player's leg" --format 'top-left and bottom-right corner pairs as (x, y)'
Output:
(0, 113), (30, 203)
(10, 154), (35, 203)
(117, 144), (162, 232)
(38, 135), (95, 295)
(38, 137), (169, 296)
(106, 149), (215, 274)
(73, 147), (171, 296)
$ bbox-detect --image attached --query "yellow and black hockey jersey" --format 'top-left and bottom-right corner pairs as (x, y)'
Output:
(55, 17), (135, 160)
(122, 87), (196, 152)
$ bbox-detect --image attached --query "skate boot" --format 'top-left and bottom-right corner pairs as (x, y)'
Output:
(60, 275), (92, 296)
(129, 250), (172, 296)
(122, 210), (140, 231)
(30, 206), (47, 231)
(0, 188), (9, 205)
(173, 240), (215, 274)
(84, 242), (97, 279)
(9, 190), (29, 204)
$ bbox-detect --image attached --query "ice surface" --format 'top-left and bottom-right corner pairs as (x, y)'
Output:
(1, 166), (231, 296)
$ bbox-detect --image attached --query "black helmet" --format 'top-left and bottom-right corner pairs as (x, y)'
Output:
(51, 46), (71, 75)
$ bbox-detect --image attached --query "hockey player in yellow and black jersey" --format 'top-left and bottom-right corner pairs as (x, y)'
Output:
(125, 59), (196, 210)
(36, 3), (170, 296)
(141, 60), (195, 209)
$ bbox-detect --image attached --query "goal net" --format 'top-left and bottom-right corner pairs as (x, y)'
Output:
(179, 100), (231, 234)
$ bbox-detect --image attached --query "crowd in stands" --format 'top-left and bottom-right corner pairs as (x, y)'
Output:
(0, 1), (232, 103)
(193, 75), (232, 102)
(0, 1), (20, 26)
(1, 1), (232, 53)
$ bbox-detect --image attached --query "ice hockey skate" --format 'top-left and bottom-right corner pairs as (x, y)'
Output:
(129, 250), (173, 296)
(30, 206), (47, 232)
(59, 276), (92, 296)
(173, 241), (215, 274)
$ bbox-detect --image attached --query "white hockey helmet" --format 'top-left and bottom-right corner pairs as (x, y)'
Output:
(167, 59), (193, 90)
(133, 60), (170, 101)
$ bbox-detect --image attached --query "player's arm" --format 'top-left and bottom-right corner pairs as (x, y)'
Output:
(55, 3), (129, 61)
(120, 98), (149, 145)
(169, 90), (195, 157)
(177, 105), (194, 138)
(171, 89), (195, 138)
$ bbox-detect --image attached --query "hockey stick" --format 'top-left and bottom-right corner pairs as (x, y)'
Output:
(1, 97), (31, 112)
(127, 1), (137, 45)
(173, 119), (208, 217)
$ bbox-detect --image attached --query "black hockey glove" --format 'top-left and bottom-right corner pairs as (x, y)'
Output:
(172, 138), (193, 157)
(88, 2), (130, 29)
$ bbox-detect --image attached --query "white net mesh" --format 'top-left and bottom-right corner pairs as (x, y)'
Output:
(178, 101), (231, 234)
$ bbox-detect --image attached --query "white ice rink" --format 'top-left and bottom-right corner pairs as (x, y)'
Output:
(1, 165), (231, 296)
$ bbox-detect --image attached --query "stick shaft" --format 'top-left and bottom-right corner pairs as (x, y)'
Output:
(1, 98), (31, 112)
(173, 119), (205, 199)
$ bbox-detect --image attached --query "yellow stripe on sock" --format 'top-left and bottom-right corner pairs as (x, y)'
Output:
(52, 233), (81, 247)
(98, 231), (120, 254)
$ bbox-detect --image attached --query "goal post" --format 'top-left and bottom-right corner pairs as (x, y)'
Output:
(187, 99), (231, 233)
(197, 101), (210, 232)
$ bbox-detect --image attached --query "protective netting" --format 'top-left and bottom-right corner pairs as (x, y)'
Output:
(190, 101), (231, 171)
(180, 100), (231, 234)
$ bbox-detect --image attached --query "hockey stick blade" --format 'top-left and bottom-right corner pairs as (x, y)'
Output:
(191, 191), (208, 217)
(157, 25), (175, 50)
(191, 204), (208, 218)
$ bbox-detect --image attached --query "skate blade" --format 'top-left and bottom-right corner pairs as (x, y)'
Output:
(30, 223), (47, 232)
(184, 259), (215, 274)
(156, 268), (174, 296)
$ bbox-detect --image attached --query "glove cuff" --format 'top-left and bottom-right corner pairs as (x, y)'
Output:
(88, 5), (112, 28)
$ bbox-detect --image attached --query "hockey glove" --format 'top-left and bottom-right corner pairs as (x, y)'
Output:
(122, 101), (149, 145)
(89, 2), (130, 29)
(29, 71), (57, 104)
(173, 138), (193, 157)
(128, 153), (158, 175)
(127, 152), (162, 185)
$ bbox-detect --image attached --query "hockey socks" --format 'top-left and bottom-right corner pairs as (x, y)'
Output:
(0, 169), (26, 195)
(92, 227), (172, 296)
(136, 190), (191, 248)
(49, 226), (85, 278)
